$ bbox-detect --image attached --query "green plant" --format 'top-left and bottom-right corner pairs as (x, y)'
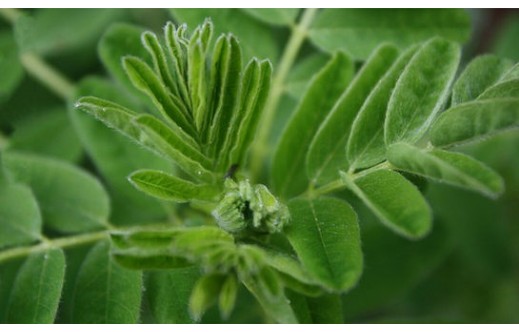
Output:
(0, 8), (518, 324)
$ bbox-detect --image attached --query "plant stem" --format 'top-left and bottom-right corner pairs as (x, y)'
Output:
(0, 231), (109, 263)
(304, 161), (393, 198)
(0, 8), (22, 24)
(20, 53), (76, 100)
(249, 8), (318, 181)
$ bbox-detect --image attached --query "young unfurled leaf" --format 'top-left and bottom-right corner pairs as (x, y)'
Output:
(219, 273), (238, 320)
(309, 9), (470, 60)
(146, 267), (200, 323)
(241, 8), (300, 26)
(206, 35), (242, 157)
(451, 55), (514, 105)
(272, 52), (354, 198)
(387, 142), (504, 198)
(75, 96), (142, 140)
(264, 250), (321, 291)
(141, 31), (179, 100)
(224, 59), (272, 170)
(286, 197), (362, 292)
(430, 98), (519, 147)
(306, 44), (399, 183)
(6, 249), (65, 323)
(134, 114), (213, 182)
(3, 152), (110, 233)
(0, 183), (41, 249)
(189, 274), (225, 322)
(128, 169), (218, 202)
(73, 241), (142, 323)
(346, 46), (419, 170)
(71, 77), (171, 225)
(384, 38), (460, 145)
(123, 56), (197, 138)
(341, 169), (432, 239)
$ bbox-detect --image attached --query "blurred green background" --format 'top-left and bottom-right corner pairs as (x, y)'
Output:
(0, 9), (518, 323)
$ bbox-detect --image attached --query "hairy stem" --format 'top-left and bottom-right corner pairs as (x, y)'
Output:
(0, 231), (109, 263)
(249, 8), (318, 181)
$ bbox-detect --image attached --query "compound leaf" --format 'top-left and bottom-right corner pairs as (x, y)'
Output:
(384, 37), (460, 145)
(306, 44), (399, 183)
(286, 197), (362, 292)
(6, 248), (65, 323)
(387, 142), (504, 198)
(309, 9), (470, 60)
(272, 52), (354, 198)
(430, 98), (519, 147)
(3, 152), (110, 233)
(72, 241), (142, 323)
(341, 169), (432, 239)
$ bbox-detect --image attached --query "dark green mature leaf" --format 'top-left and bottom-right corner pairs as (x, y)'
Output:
(272, 52), (354, 198)
(129, 169), (218, 202)
(241, 9), (300, 26)
(3, 152), (110, 233)
(73, 241), (142, 323)
(387, 142), (504, 198)
(0, 260), (23, 322)
(0, 183), (41, 249)
(170, 9), (279, 64)
(430, 98), (519, 147)
(307, 44), (399, 183)
(479, 79), (519, 100)
(384, 38), (460, 145)
(70, 77), (170, 225)
(14, 9), (124, 55)
(0, 32), (24, 102)
(8, 108), (82, 162)
(309, 9), (470, 60)
(98, 23), (150, 95)
(286, 197), (362, 292)
(346, 46), (419, 170)
(306, 294), (344, 323)
(341, 169), (432, 239)
(146, 267), (200, 323)
(123, 56), (197, 139)
(206, 35), (242, 158)
(134, 115), (212, 182)
(451, 55), (513, 105)
(286, 53), (330, 100)
(227, 59), (272, 168)
(6, 248), (65, 323)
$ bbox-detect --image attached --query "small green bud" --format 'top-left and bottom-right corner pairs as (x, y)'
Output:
(212, 179), (290, 235)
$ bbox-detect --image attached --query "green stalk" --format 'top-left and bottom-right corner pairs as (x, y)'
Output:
(0, 231), (109, 263)
(249, 8), (318, 181)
